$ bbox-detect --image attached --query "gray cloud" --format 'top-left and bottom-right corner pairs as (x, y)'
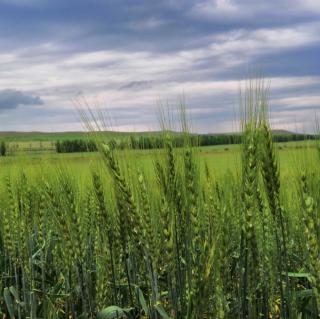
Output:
(0, 0), (319, 132)
(0, 89), (43, 110)
(119, 81), (153, 90)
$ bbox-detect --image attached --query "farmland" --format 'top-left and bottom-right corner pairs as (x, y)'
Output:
(0, 140), (316, 181)
(0, 105), (320, 318)
(0, 84), (318, 319)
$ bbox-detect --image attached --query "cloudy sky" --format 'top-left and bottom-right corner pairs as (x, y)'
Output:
(0, 0), (319, 133)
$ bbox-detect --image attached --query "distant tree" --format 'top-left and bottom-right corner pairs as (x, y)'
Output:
(56, 140), (61, 153)
(55, 139), (97, 153)
(0, 141), (6, 156)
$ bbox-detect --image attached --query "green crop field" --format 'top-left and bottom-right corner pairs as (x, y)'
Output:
(0, 88), (319, 319)
(0, 140), (316, 181)
(0, 128), (319, 318)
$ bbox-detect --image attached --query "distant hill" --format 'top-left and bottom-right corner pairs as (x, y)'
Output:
(200, 129), (302, 136)
(0, 131), (139, 142)
(271, 129), (300, 135)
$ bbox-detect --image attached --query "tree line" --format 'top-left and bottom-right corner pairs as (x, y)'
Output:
(0, 141), (6, 156)
(56, 139), (97, 153)
(55, 133), (316, 153)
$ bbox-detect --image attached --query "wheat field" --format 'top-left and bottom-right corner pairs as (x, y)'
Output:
(0, 84), (319, 319)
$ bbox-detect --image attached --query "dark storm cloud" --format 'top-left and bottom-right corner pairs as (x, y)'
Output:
(0, 89), (43, 110)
